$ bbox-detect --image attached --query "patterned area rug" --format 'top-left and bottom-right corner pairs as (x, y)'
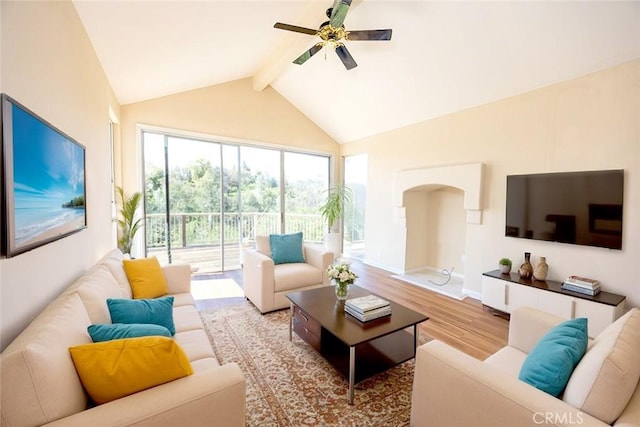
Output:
(200, 303), (427, 426)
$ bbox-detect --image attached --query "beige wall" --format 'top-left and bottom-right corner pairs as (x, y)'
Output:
(119, 79), (340, 197)
(343, 59), (640, 307)
(0, 1), (118, 350)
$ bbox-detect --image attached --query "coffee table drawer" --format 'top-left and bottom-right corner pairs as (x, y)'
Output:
(293, 306), (320, 336)
(293, 320), (321, 351)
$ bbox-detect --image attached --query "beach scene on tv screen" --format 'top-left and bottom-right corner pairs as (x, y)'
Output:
(11, 103), (85, 249)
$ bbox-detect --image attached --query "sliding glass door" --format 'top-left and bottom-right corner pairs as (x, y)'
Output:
(283, 152), (329, 241)
(142, 130), (329, 273)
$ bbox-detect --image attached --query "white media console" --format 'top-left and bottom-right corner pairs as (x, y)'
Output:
(482, 270), (626, 337)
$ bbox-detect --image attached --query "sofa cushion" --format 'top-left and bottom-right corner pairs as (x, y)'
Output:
(173, 305), (206, 333)
(174, 329), (217, 362)
(69, 336), (193, 404)
(107, 296), (176, 335)
(563, 308), (640, 424)
(88, 323), (172, 342)
(518, 317), (588, 397)
(123, 256), (169, 299)
(269, 232), (305, 265)
(74, 264), (125, 324)
(274, 263), (323, 292)
(100, 249), (133, 299)
(0, 293), (92, 426)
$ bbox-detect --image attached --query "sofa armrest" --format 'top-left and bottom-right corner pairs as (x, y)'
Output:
(242, 248), (275, 313)
(162, 264), (192, 295)
(411, 341), (605, 427)
(508, 306), (566, 354)
(44, 364), (245, 427)
(303, 244), (333, 286)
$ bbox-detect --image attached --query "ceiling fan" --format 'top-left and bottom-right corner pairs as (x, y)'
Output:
(274, 0), (392, 70)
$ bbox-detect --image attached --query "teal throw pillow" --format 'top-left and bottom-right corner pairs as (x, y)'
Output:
(88, 323), (172, 343)
(107, 296), (176, 335)
(518, 317), (588, 397)
(269, 232), (305, 265)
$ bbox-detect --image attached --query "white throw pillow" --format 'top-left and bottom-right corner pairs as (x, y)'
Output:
(563, 308), (640, 424)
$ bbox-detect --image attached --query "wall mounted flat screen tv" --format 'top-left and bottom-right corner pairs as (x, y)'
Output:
(1, 94), (86, 258)
(505, 169), (623, 250)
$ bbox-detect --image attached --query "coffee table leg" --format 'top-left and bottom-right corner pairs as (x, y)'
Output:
(348, 346), (355, 405)
(414, 324), (419, 353)
(289, 303), (293, 342)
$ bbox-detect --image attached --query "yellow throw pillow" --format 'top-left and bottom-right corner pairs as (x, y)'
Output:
(69, 336), (193, 404)
(123, 256), (169, 299)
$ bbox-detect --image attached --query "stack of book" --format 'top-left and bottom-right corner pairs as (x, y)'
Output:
(345, 294), (391, 322)
(562, 275), (601, 296)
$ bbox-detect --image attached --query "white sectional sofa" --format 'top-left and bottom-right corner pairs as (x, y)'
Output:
(411, 306), (640, 427)
(1, 249), (246, 427)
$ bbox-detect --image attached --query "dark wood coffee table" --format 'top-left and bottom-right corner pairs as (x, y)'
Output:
(286, 285), (428, 404)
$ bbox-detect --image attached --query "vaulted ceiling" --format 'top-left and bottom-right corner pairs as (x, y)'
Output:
(73, 1), (640, 144)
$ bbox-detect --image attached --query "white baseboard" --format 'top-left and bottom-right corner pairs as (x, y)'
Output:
(362, 258), (404, 275)
(463, 289), (482, 301)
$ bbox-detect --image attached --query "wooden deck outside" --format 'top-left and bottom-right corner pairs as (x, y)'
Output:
(148, 244), (246, 275)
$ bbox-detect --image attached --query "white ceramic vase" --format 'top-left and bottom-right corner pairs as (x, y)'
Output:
(324, 232), (341, 261)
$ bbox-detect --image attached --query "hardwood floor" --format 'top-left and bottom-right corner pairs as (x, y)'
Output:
(195, 259), (509, 361)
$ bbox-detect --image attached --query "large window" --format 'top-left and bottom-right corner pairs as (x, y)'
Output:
(284, 152), (328, 240)
(142, 130), (330, 273)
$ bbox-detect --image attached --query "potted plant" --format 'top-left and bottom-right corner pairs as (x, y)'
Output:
(115, 186), (143, 256)
(319, 185), (352, 259)
(499, 258), (512, 274)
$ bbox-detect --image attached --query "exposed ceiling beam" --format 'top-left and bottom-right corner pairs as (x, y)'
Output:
(253, 0), (362, 91)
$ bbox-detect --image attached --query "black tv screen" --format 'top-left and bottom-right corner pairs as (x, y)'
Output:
(505, 170), (623, 250)
(1, 94), (87, 257)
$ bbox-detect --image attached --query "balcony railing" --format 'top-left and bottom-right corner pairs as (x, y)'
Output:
(145, 212), (325, 249)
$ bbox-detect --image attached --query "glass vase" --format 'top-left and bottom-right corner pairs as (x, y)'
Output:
(334, 281), (350, 300)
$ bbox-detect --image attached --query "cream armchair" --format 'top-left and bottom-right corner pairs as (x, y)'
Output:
(242, 235), (333, 313)
(411, 306), (640, 427)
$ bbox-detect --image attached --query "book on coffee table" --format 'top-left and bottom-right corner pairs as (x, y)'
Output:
(345, 294), (390, 314)
(345, 304), (392, 322)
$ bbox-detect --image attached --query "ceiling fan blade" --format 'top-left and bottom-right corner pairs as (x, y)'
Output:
(347, 29), (393, 41)
(293, 43), (324, 65)
(335, 44), (357, 70)
(330, 0), (352, 28)
(274, 22), (318, 36)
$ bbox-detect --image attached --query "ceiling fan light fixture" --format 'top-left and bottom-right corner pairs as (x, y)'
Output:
(274, 0), (391, 70)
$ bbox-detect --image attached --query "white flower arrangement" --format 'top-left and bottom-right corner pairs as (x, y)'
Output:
(326, 263), (358, 286)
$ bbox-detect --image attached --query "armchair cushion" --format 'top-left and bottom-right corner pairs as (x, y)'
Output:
(518, 317), (588, 397)
(256, 235), (272, 257)
(269, 232), (305, 265)
(563, 308), (640, 424)
(274, 263), (323, 292)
